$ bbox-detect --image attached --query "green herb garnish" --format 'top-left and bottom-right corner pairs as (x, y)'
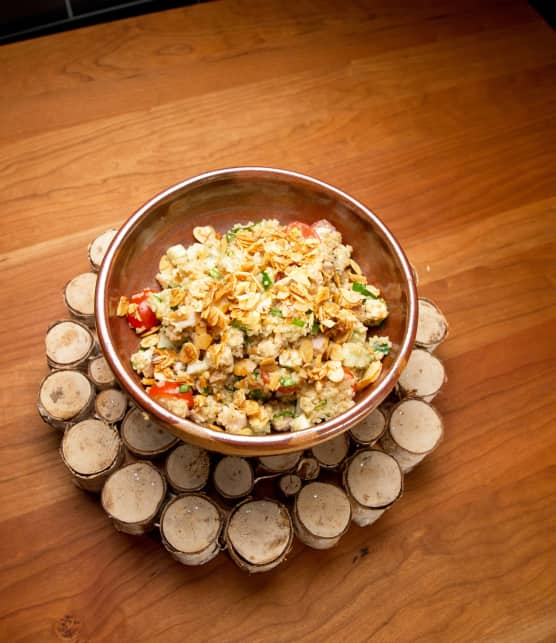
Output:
(225, 222), (259, 242)
(231, 320), (249, 333)
(248, 389), (265, 401)
(261, 270), (273, 290)
(314, 400), (327, 410)
(311, 321), (320, 334)
(291, 318), (305, 328)
(179, 384), (190, 393)
(373, 341), (391, 355)
(279, 376), (297, 388)
(201, 386), (212, 395)
(352, 282), (378, 299)
(273, 410), (295, 419)
(207, 267), (222, 280)
(270, 308), (283, 317)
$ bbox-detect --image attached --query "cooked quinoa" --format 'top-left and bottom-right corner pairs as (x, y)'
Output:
(118, 219), (391, 435)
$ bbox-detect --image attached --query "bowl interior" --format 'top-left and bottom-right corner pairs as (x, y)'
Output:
(97, 168), (417, 456)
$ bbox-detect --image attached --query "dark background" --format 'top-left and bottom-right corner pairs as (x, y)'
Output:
(0, 0), (553, 45)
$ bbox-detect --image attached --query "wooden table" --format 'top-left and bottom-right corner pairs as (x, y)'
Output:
(1, 1), (555, 640)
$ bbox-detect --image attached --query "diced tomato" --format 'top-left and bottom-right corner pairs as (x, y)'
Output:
(287, 221), (320, 240)
(126, 289), (158, 332)
(148, 381), (194, 408)
(343, 367), (357, 395)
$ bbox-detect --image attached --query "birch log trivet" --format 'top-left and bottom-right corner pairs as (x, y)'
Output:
(37, 229), (449, 572)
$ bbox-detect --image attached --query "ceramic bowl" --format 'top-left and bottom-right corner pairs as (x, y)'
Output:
(96, 167), (417, 456)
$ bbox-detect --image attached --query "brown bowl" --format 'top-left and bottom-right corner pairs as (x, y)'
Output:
(96, 167), (417, 456)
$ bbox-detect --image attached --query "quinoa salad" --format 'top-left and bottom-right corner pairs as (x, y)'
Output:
(117, 219), (391, 435)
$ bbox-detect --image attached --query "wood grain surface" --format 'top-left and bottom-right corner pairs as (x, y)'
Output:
(1, 0), (555, 641)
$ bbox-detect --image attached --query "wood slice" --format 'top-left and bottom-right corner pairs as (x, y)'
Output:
(94, 388), (128, 424)
(311, 432), (350, 468)
(213, 456), (254, 500)
(415, 298), (449, 351)
(45, 320), (95, 370)
(165, 443), (211, 493)
(101, 461), (167, 534)
(60, 419), (124, 492)
(88, 355), (117, 390)
(258, 451), (302, 474)
(293, 481), (351, 550)
(226, 498), (293, 573)
(160, 494), (223, 566)
(343, 449), (403, 527)
(380, 399), (444, 473)
(37, 369), (95, 431)
(349, 407), (387, 446)
(397, 348), (447, 402)
(278, 474), (302, 498)
(64, 272), (97, 328)
(88, 228), (118, 272)
(296, 456), (321, 481)
(120, 407), (179, 458)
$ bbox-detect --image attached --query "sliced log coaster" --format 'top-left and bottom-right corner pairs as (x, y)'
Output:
(213, 456), (254, 500)
(415, 298), (449, 351)
(258, 451), (302, 474)
(165, 443), (211, 493)
(293, 481), (351, 550)
(88, 229), (118, 272)
(64, 272), (97, 328)
(349, 407), (387, 446)
(60, 419), (124, 492)
(278, 474), (302, 498)
(225, 498), (293, 573)
(37, 369), (95, 431)
(88, 355), (117, 390)
(380, 399), (444, 473)
(94, 388), (128, 424)
(45, 320), (96, 370)
(101, 461), (167, 535)
(311, 432), (350, 468)
(397, 348), (447, 402)
(343, 449), (403, 527)
(160, 494), (223, 566)
(296, 456), (321, 481)
(120, 407), (179, 458)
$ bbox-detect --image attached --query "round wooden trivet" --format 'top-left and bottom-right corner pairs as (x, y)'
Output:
(37, 229), (449, 572)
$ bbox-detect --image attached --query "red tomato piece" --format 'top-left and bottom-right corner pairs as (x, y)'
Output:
(287, 221), (320, 240)
(148, 381), (194, 408)
(126, 289), (158, 331)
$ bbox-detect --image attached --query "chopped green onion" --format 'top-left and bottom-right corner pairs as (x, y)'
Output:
(154, 295), (162, 302)
(314, 400), (327, 410)
(248, 389), (265, 401)
(279, 376), (297, 388)
(179, 384), (190, 393)
(225, 222), (259, 242)
(231, 320), (249, 333)
(273, 410), (295, 419)
(270, 308), (283, 317)
(352, 282), (378, 299)
(261, 270), (273, 290)
(201, 386), (212, 395)
(291, 318), (305, 327)
(311, 321), (320, 334)
(373, 341), (391, 355)
(207, 267), (222, 280)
